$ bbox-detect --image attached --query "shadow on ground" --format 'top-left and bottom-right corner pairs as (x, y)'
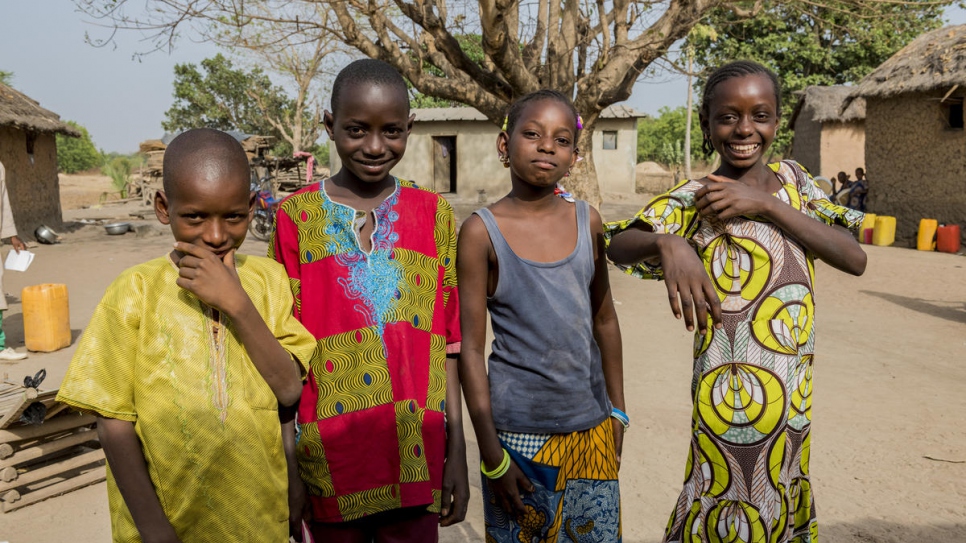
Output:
(822, 520), (966, 543)
(861, 290), (966, 324)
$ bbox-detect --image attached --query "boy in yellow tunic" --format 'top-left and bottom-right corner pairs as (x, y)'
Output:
(57, 128), (317, 543)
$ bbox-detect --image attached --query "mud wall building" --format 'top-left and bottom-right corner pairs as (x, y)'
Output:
(849, 24), (966, 246)
(0, 82), (78, 236)
(789, 86), (866, 181)
(329, 105), (644, 202)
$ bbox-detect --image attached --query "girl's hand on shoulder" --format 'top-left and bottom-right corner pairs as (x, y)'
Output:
(657, 235), (722, 334)
(489, 462), (534, 519)
(695, 174), (775, 220)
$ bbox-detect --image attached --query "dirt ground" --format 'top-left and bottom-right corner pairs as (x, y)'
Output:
(0, 175), (964, 542)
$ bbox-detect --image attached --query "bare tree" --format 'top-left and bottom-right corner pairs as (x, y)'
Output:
(209, 4), (347, 153)
(76, 0), (931, 203)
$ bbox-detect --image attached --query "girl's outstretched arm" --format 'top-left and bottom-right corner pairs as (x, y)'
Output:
(456, 215), (534, 517)
(607, 223), (722, 334)
(694, 175), (867, 275)
(588, 208), (625, 467)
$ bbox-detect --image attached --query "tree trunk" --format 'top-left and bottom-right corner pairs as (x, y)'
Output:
(567, 128), (602, 210)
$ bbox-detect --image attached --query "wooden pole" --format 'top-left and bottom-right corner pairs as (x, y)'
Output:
(0, 413), (95, 444)
(0, 448), (104, 492)
(1, 465), (106, 513)
(0, 429), (97, 469)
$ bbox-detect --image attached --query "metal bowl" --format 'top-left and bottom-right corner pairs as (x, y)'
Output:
(34, 224), (60, 244)
(104, 222), (131, 235)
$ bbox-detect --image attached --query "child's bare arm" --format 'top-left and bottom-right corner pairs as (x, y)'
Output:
(440, 355), (469, 526)
(97, 417), (182, 543)
(694, 176), (867, 275)
(589, 209), (625, 467)
(173, 242), (302, 406)
(607, 223), (722, 333)
(280, 406), (310, 539)
(457, 215), (533, 516)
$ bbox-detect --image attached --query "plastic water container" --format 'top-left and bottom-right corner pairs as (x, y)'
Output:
(860, 213), (877, 244)
(872, 216), (896, 246)
(937, 224), (961, 254)
(22, 284), (71, 352)
(917, 219), (938, 251)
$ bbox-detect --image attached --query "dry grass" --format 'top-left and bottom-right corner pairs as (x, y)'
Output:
(58, 173), (123, 210)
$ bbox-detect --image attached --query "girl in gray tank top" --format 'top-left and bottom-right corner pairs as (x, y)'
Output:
(458, 90), (625, 542)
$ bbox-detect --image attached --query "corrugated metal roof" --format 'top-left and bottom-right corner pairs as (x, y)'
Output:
(412, 104), (645, 122)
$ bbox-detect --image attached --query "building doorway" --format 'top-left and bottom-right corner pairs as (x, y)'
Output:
(432, 136), (457, 194)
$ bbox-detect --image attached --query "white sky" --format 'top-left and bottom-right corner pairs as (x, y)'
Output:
(1, 2), (963, 153)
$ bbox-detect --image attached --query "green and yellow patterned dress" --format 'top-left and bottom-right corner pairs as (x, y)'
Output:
(605, 161), (863, 543)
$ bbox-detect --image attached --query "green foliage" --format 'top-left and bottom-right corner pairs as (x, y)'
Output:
(0, 70), (12, 85)
(659, 140), (685, 168)
(315, 141), (330, 167)
(163, 54), (296, 142)
(102, 156), (135, 198)
(689, 1), (947, 153)
(409, 34), (484, 108)
(637, 106), (703, 164)
(56, 121), (102, 173)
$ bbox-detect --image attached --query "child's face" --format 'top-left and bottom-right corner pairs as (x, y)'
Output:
(324, 84), (414, 185)
(701, 74), (779, 171)
(155, 171), (254, 258)
(497, 99), (577, 188)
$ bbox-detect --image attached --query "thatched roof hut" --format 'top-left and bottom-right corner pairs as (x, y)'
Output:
(847, 24), (966, 247)
(849, 25), (966, 101)
(789, 85), (866, 179)
(0, 82), (77, 236)
(790, 86), (865, 126)
(0, 82), (79, 136)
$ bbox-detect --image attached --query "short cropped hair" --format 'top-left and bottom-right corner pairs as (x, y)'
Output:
(330, 59), (409, 114)
(162, 128), (249, 200)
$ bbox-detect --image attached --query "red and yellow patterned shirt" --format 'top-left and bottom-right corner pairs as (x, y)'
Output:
(270, 177), (460, 522)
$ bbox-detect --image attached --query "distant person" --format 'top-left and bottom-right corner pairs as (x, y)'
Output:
(607, 60), (867, 542)
(270, 59), (468, 541)
(458, 89), (625, 542)
(56, 128), (318, 542)
(832, 170), (853, 205)
(850, 167), (869, 212)
(0, 158), (27, 361)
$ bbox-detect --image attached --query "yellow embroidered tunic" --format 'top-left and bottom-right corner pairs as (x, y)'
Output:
(57, 254), (317, 543)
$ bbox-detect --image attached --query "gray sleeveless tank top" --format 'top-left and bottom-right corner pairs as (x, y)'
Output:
(475, 200), (611, 434)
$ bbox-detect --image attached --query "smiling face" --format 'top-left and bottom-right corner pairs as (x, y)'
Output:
(155, 164), (254, 260)
(324, 83), (413, 187)
(701, 73), (779, 173)
(497, 98), (578, 189)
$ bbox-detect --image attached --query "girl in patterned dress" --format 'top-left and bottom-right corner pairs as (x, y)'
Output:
(458, 90), (625, 542)
(606, 61), (867, 543)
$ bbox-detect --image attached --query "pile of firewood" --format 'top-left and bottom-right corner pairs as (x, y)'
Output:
(0, 379), (104, 513)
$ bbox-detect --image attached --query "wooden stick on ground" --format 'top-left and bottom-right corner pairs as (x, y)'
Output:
(0, 448), (104, 492)
(0, 429), (97, 469)
(1, 465), (106, 513)
(0, 413), (95, 444)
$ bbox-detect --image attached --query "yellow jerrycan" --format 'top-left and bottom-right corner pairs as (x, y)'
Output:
(917, 219), (938, 251)
(22, 283), (71, 352)
(859, 213), (877, 244)
(872, 216), (896, 247)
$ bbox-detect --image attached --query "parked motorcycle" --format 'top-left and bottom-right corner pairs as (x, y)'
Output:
(249, 174), (279, 242)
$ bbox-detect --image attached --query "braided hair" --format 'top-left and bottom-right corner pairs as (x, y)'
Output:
(504, 89), (580, 139)
(700, 61), (781, 156)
